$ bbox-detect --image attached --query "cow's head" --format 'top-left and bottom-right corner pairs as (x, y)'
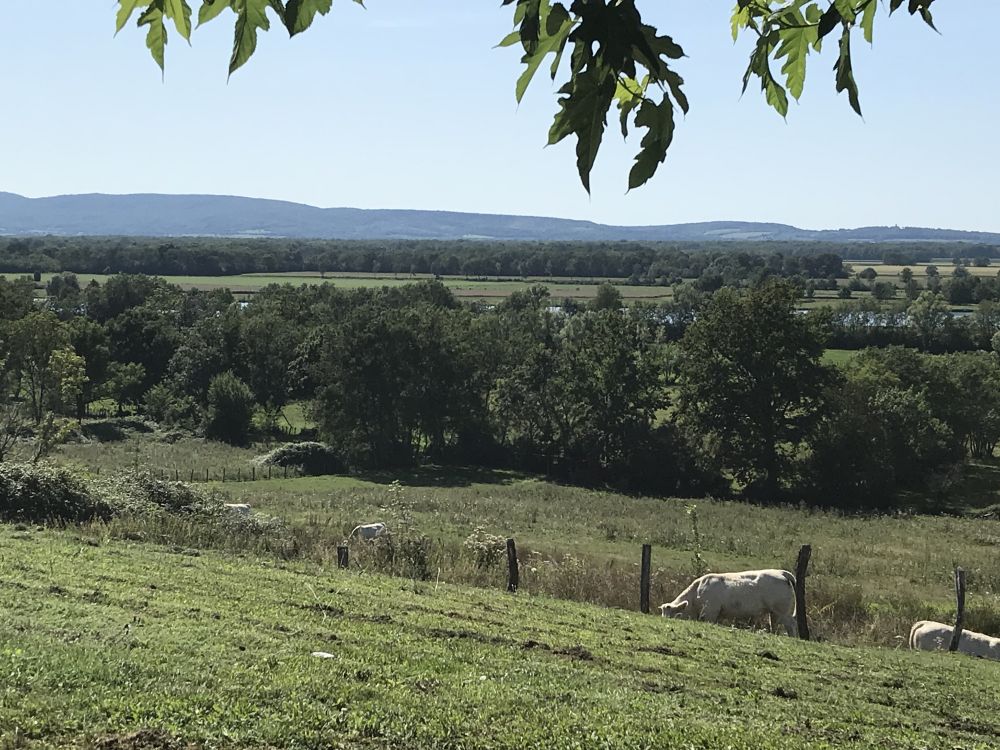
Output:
(659, 601), (690, 619)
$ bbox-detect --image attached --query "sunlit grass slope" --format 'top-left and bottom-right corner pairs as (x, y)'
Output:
(1, 524), (999, 749)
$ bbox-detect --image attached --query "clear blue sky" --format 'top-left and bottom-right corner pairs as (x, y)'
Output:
(1, 2), (997, 231)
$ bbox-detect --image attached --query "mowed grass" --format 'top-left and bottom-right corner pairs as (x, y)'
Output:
(822, 348), (861, 367)
(3, 522), (1000, 749)
(37, 272), (674, 303)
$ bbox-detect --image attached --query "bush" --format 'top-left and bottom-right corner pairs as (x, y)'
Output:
(145, 385), (203, 430)
(204, 372), (255, 446)
(0, 463), (113, 524)
(96, 469), (285, 536)
(254, 441), (344, 476)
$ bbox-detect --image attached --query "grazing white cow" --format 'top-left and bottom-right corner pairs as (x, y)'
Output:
(660, 569), (798, 637)
(909, 620), (1000, 661)
(350, 522), (387, 541)
(223, 503), (252, 516)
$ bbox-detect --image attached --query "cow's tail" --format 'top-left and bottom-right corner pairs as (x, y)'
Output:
(780, 570), (798, 618)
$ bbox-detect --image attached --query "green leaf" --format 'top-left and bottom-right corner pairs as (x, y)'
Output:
(832, 0), (857, 23)
(775, 24), (816, 101)
(834, 24), (861, 115)
(742, 33), (788, 118)
(229, 0), (271, 75)
(116, 0), (149, 34)
(198, 0), (231, 27)
(817, 4), (841, 39)
(548, 63), (617, 194)
(731, 3), (750, 42)
(514, 3), (572, 102)
(859, 0), (876, 44)
(615, 76), (647, 138)
(138, 3), (167, 72)
(282, 0), (332, 36)
(164, 0), (193, 42)
(628, 97), (675, 191)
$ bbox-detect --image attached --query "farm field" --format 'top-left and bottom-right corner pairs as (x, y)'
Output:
(2, 521), (1000, 749)
(36, 272), (675, 303)
(844, 260), (999, 280)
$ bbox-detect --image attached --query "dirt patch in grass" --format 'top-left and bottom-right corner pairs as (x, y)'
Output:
(92, 729), (184, 750)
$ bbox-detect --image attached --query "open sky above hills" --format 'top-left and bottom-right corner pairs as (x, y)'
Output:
(0, 2), (997, 232)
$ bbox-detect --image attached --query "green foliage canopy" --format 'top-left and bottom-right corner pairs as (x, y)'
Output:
(114, 0), (940, 191)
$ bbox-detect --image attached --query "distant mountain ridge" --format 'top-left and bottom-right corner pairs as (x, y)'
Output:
(1, 192), (998, 243)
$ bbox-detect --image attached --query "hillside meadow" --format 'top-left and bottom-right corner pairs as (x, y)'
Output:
(2, 521), (1000, 749)
(43, 426), (1000, 653)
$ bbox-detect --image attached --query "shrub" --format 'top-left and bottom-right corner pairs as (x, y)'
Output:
(96, 469), (285, 536)
(0, 463), (113, 524)
(254, 441), (344, 476)
(145, 385), (203, 430)
(204, 372), (255, 446)
(463, 526), (507, 569)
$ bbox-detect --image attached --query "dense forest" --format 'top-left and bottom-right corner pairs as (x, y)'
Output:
(1, 235), (998, 281)
(3, 270), (1000, 511)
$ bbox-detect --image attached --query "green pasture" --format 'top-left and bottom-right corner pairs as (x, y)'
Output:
(37, 272), (675, 303)
(2, 522), (1000, 748)
(844, 260), (998, 281)
(44, 422), (1000, 651)
(822, 348), (861, 367)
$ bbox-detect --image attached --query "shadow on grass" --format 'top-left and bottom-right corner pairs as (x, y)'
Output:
(354, 464), (534, 489)
(896, 457), (1000, 515)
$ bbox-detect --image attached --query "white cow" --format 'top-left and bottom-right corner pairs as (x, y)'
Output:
(909, 620), (1000, 661)
(223, 503), (252, 516)
(660, 569), (798, 637)
(350, 522), (387, 541)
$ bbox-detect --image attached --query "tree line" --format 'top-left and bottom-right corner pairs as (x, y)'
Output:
(3, 271), (1000, 510)
(5, 235), (988, 281)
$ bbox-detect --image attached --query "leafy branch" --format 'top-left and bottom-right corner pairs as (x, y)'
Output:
(114, 0), (942, 190)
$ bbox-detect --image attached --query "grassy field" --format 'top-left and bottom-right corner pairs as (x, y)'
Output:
(37, 272), (675, 303)
(41, 422), (1000, 650)
(845, 261), (999, 281)
(821, 348), (862, 367)
(3, 521), (1000, 749)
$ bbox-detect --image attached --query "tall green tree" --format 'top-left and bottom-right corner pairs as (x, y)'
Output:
(205, 371), (256, 446)
(675, 280), (830, 501)
(7, 312), (70, 423)
(908, 290), (951, 350)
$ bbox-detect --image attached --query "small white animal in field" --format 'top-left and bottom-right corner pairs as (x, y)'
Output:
(909, 620), (1000, 661)
(350, 522), (387, 541)
(660, 569), (798, 637)
(223, 503), (252, 516)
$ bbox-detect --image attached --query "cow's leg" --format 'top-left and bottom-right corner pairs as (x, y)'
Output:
(778, 613), (798, 638)
(699, 601), (721, 624)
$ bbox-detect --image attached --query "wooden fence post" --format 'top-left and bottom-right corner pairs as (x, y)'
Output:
(639, 544), (652, 614)
(794, 544), (812, 641)
(252, 466), (256, 481)
(205, 468), (209, 482)
(190, 469), (194, 483)
(337, 546), (349, 569)
(268, 465), (272, 480)
(237, 467), (242, 482)
(222, 468), (226, 482)
(506, 538), (519, 593)
(284, 465), (288, 479)
(949, 567), (966, 652)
